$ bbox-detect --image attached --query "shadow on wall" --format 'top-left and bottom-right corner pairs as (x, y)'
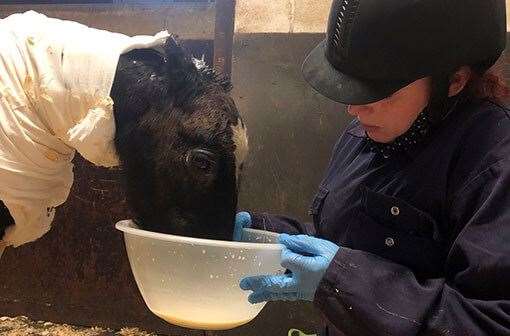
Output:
(234, 33), (351, 223)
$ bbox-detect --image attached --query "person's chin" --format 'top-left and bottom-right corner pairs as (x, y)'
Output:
(365, 130), (394, 144)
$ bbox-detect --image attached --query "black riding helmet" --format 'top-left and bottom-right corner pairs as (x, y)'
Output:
(302, 0), (507, 105)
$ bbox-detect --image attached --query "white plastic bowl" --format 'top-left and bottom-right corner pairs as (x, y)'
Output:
(116, 220), (285, 330)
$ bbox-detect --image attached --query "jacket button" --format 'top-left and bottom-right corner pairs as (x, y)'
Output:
(390, 206), (400, 216)
(385, 237), (395, 247)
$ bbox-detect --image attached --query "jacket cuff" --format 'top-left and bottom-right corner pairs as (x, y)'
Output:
(250, 212), (279, 232)
(314, 247), (359, 311)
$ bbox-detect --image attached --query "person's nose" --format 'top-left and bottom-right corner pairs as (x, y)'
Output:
(347, 103), (374, 117)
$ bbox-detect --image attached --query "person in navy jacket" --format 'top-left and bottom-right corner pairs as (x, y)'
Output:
(235, 0), (510, 335)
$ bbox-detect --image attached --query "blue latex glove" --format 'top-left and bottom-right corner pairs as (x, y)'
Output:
(240, 233), (340, 303)
(233, 211), (252, 241)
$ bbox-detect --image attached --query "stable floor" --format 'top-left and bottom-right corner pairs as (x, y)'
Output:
(0, 316), (161, 336)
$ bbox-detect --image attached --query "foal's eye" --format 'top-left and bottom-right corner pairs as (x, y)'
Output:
(190, 154), (213, 170)
(185, 149), (218, 172)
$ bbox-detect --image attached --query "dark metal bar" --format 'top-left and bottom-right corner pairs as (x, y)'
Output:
(213, 0), (236, 77)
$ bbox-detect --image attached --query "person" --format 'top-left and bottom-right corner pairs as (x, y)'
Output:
(234, 0), (510, 335)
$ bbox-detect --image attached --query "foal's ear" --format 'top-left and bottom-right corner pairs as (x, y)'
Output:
(161, 36), (202, 105)
(162, 35), (195, 77)
(163, 35), (181, 56)
(126, 48), (167, 69)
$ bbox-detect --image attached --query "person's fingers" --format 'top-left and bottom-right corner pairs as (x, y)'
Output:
(279, 234), (323, 255)
(236, 212), (252, 228)
(233, 212), (252, 240)
(248, 291), (299, 304)
(280, 246), (317, 273)
(240, 274), (295, 292)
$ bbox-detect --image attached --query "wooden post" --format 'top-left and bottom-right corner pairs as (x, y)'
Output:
(0, 242), (5, 260)
(214, 0), (236, 77)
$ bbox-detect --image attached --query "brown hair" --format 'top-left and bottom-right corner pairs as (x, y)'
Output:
(466, 60), (510, 105)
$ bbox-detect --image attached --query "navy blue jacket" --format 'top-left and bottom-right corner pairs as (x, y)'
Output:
(251, 99), (510, 335)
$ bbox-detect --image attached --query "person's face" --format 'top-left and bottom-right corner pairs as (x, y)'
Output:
(347, 77), (432, 143)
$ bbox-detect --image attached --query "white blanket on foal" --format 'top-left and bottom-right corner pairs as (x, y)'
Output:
(0, 11), (169, 247)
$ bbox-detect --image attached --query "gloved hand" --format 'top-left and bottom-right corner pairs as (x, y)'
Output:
(233, 211), (252, 241)
(240, 233), (340, 303)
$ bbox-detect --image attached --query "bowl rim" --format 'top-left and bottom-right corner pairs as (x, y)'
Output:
(115, 220), (283, 250)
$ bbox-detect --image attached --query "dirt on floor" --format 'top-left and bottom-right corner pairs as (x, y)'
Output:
(0, 316), (161, 336)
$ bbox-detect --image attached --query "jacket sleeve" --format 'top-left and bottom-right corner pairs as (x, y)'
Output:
(250, 212), (316, 236)
(314, 159), (510, 335)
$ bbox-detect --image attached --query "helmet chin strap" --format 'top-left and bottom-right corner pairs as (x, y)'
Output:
(426, 56), (496, 124)
(426, 72), (465, 125)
